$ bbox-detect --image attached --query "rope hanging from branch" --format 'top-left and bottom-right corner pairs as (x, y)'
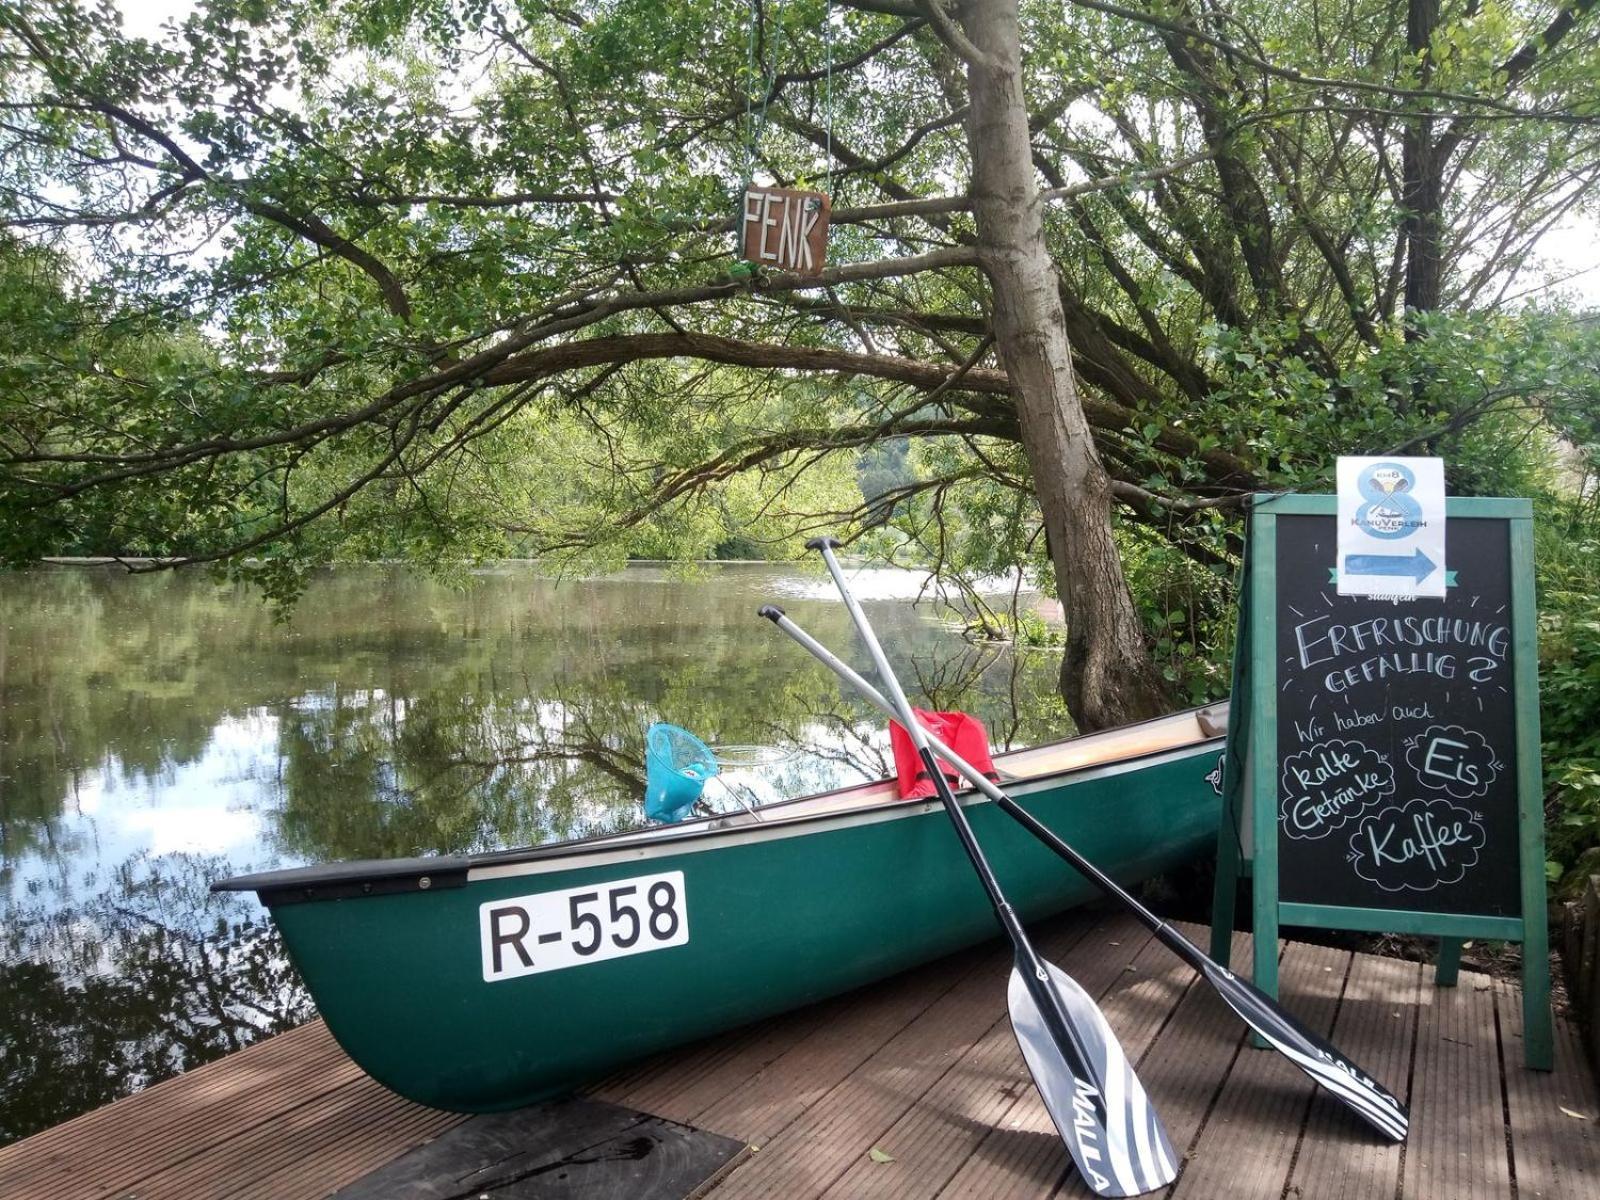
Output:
(735, 0), (834, 279)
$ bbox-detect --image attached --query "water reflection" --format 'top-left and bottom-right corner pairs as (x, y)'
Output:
(1, 851), (312, 1144)
(0, 562), (1066, 1142)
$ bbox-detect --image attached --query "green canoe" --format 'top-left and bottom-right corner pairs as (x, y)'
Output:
(215, 704), (1228, 1112)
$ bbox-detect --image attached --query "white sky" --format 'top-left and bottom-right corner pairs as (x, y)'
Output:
(1498, 216), (1600, 308)
(9, 710), (279, 911)
(120, 0), (190, 39)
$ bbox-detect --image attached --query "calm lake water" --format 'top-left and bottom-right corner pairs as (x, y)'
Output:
(0, 561), (1067, 1143)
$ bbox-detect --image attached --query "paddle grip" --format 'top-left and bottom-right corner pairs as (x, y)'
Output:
(804, 536), (842, 550)
(757, 604), (785, 621)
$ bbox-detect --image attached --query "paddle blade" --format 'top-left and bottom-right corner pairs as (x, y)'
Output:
(1200, 959), (1409, 1142)
(1008, 962), (1178, 1198)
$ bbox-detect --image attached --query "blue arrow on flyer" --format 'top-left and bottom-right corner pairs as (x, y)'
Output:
(1344, 549), (1437, 582)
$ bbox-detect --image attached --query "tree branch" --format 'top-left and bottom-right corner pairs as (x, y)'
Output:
(913, 0), (1001, 70)
(1062, 0), (1562, 113)
(477, 331), (1257, 485)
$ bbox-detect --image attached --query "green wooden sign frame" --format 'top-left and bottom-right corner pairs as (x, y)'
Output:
(1209, 493), (1552, 1069)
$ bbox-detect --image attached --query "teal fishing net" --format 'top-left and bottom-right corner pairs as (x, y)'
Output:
(644, 723), (720, 823)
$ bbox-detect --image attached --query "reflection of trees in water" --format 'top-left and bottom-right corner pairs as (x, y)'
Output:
(1, 566), (1071, 871)
(265, 638), (1070, 865)
(266, 668), (861, 861)
(908, 638), (1070, 754)
(0, 566), (1070, 1144)
(0, 571), (268, 879)
(753, 641), (1065, 791)
(269, 683), (656, 860)
(1, 852), (309, 1146)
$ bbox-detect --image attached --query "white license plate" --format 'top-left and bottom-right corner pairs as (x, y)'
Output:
(479, 870), (689, 982)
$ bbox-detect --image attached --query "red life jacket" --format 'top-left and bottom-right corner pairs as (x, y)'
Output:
(888, 708), (1000, 799)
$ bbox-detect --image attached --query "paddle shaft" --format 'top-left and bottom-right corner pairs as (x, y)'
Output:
(805, 543), (1091, 1039)
(766, 550), (1409, 1146)
(759, 602), (1208, 976)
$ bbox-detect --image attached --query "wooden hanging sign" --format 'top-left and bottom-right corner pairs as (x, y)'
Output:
(740, 187), (830, 276)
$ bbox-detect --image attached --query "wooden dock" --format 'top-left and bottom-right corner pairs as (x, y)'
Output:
(4, 913), (1597, 1199)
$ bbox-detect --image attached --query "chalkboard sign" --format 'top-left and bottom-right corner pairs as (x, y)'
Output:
(1275, 512), (1520, 917)
(1209, 494), (1552, 1069)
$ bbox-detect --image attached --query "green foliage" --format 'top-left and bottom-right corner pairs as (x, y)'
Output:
(1119, 521), (1237, 707)
(1535, 500), (1600, 894)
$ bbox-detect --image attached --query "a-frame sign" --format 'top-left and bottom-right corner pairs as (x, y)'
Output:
(1210, 493), (1552, 1069)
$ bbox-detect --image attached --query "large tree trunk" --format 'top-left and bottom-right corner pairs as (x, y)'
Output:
(1401, 0), (1444, 330)
(956, 0), (1170, 730)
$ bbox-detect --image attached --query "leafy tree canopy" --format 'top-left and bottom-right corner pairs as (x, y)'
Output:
(1, 0), (1598, 691)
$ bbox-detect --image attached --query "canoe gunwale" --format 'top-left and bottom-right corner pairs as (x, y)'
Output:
(214, 702), (1228, 906)
(464, 735), (1224, 888)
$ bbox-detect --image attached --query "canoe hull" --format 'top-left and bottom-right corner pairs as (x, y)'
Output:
(265, 740), (1223, 1111)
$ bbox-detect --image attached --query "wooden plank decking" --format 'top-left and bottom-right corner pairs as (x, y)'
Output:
(3, 913), (1597, 1199)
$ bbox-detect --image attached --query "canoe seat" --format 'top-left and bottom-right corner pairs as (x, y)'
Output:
(704, 810), (761, 831)
(1196, 702), (1230, 738)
